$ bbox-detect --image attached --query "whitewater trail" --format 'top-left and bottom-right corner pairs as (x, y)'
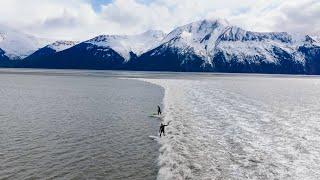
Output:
(138, 77), (320, 180)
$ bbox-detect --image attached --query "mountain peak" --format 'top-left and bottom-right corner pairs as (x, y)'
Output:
(164, 18), (231, 41)
(47, 40), (79, 52)
(161, 18), (232, 57)
(4, 19), (320, 74)
(198, 18), (230, 26)
(84, 30), (166, 60)
(0, 25), (53, 59)
(186, 18), (230, 30)
(141, 29), (165, 36)
(139, 30), (166, 40)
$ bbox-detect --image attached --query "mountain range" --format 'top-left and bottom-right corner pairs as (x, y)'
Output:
(1, 19), (320, 74)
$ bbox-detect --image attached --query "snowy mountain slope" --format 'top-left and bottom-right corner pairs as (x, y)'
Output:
(0, 47), (16, 67)
(22, 42), (126, 69)
(213, 26), (308, 64)
(23, 30), (167, 69)
(0, 25), (53, 60)
(298, 43), (320, 74)
(24, 40), (79, 62)
(47, 40), (79, 52)
(135, 19), (319, 73)
(129, 19), (231, 71)
(211, 27), (319, 73)
(0, 48), (9, 60)
(84, 30), (166, 61)
(3, 19), (320, 74)
(307, 35), (320, 46)
(156, 19), (230, 65)
(165, 19), (306, 64)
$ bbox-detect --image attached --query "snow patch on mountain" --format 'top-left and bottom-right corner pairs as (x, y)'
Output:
(0, 18), (319, 73)
(47, 40), (79, 52)
(0, 25), (53, 59)
(160, 19), (230, 64)
(214, 30), (305, 64)
(84, 30), (166, 60)
(158, 19), (317, 66)
(307, 35), (320, 46)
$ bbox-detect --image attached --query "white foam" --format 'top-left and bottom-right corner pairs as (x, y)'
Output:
(138, 76), (320, 180)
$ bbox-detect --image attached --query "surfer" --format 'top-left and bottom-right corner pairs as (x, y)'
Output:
(159, 122), (169, 137)
(157, 105), (162, 115)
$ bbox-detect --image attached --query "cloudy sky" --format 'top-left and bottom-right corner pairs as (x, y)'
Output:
(0, 0), (319, 40)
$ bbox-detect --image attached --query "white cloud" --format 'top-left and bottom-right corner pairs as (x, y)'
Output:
(0, 0), (318, 41)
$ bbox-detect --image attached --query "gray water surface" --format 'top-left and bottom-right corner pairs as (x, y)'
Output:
(2, 69), (320, 180)
(0, 73), (163, 179)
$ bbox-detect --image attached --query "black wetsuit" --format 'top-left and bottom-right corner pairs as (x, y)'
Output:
(159, 123), (168, 137)
(157, 106), (162, 115)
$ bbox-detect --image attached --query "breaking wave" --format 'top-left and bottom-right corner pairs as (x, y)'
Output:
(139, 76), (320, 180)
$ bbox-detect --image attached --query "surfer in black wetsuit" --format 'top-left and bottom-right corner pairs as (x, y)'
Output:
(159, 122), (169, 137)
(157, 105), (162, 115)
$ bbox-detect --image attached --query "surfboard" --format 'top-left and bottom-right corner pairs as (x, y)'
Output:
(148, 135), (160, 141)
(149, 113), (163, 118)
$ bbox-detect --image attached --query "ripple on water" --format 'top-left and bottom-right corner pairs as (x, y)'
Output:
(0, 74), (163, 180)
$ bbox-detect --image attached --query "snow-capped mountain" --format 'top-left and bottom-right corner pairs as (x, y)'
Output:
(4, 19), (320, 74)
(0, 46), (15, 67)
(22, 39), (126, 69)
(84, 30), (166, 60)
(24, 41), (79, 64)
(307, 35), (320, 46)
(134, 19), (320, 73)
(161, 19), (230, 59)
(0, 25), (53, 60)
(25, 40), (79, 60)
(133, 19), (232, 70)
(46, 40), (79, 52)
(0, 48), (9, 60)
(23, 30), (166, 69)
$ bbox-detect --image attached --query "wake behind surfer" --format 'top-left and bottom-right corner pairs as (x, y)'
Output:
(157, 105), (162, 115)
(159, 122), (169, 137)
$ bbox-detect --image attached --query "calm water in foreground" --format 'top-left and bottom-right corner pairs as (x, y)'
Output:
(0, 70), (163, 179)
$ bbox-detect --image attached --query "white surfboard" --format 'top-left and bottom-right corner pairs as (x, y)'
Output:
(149, 113), (163, 118)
